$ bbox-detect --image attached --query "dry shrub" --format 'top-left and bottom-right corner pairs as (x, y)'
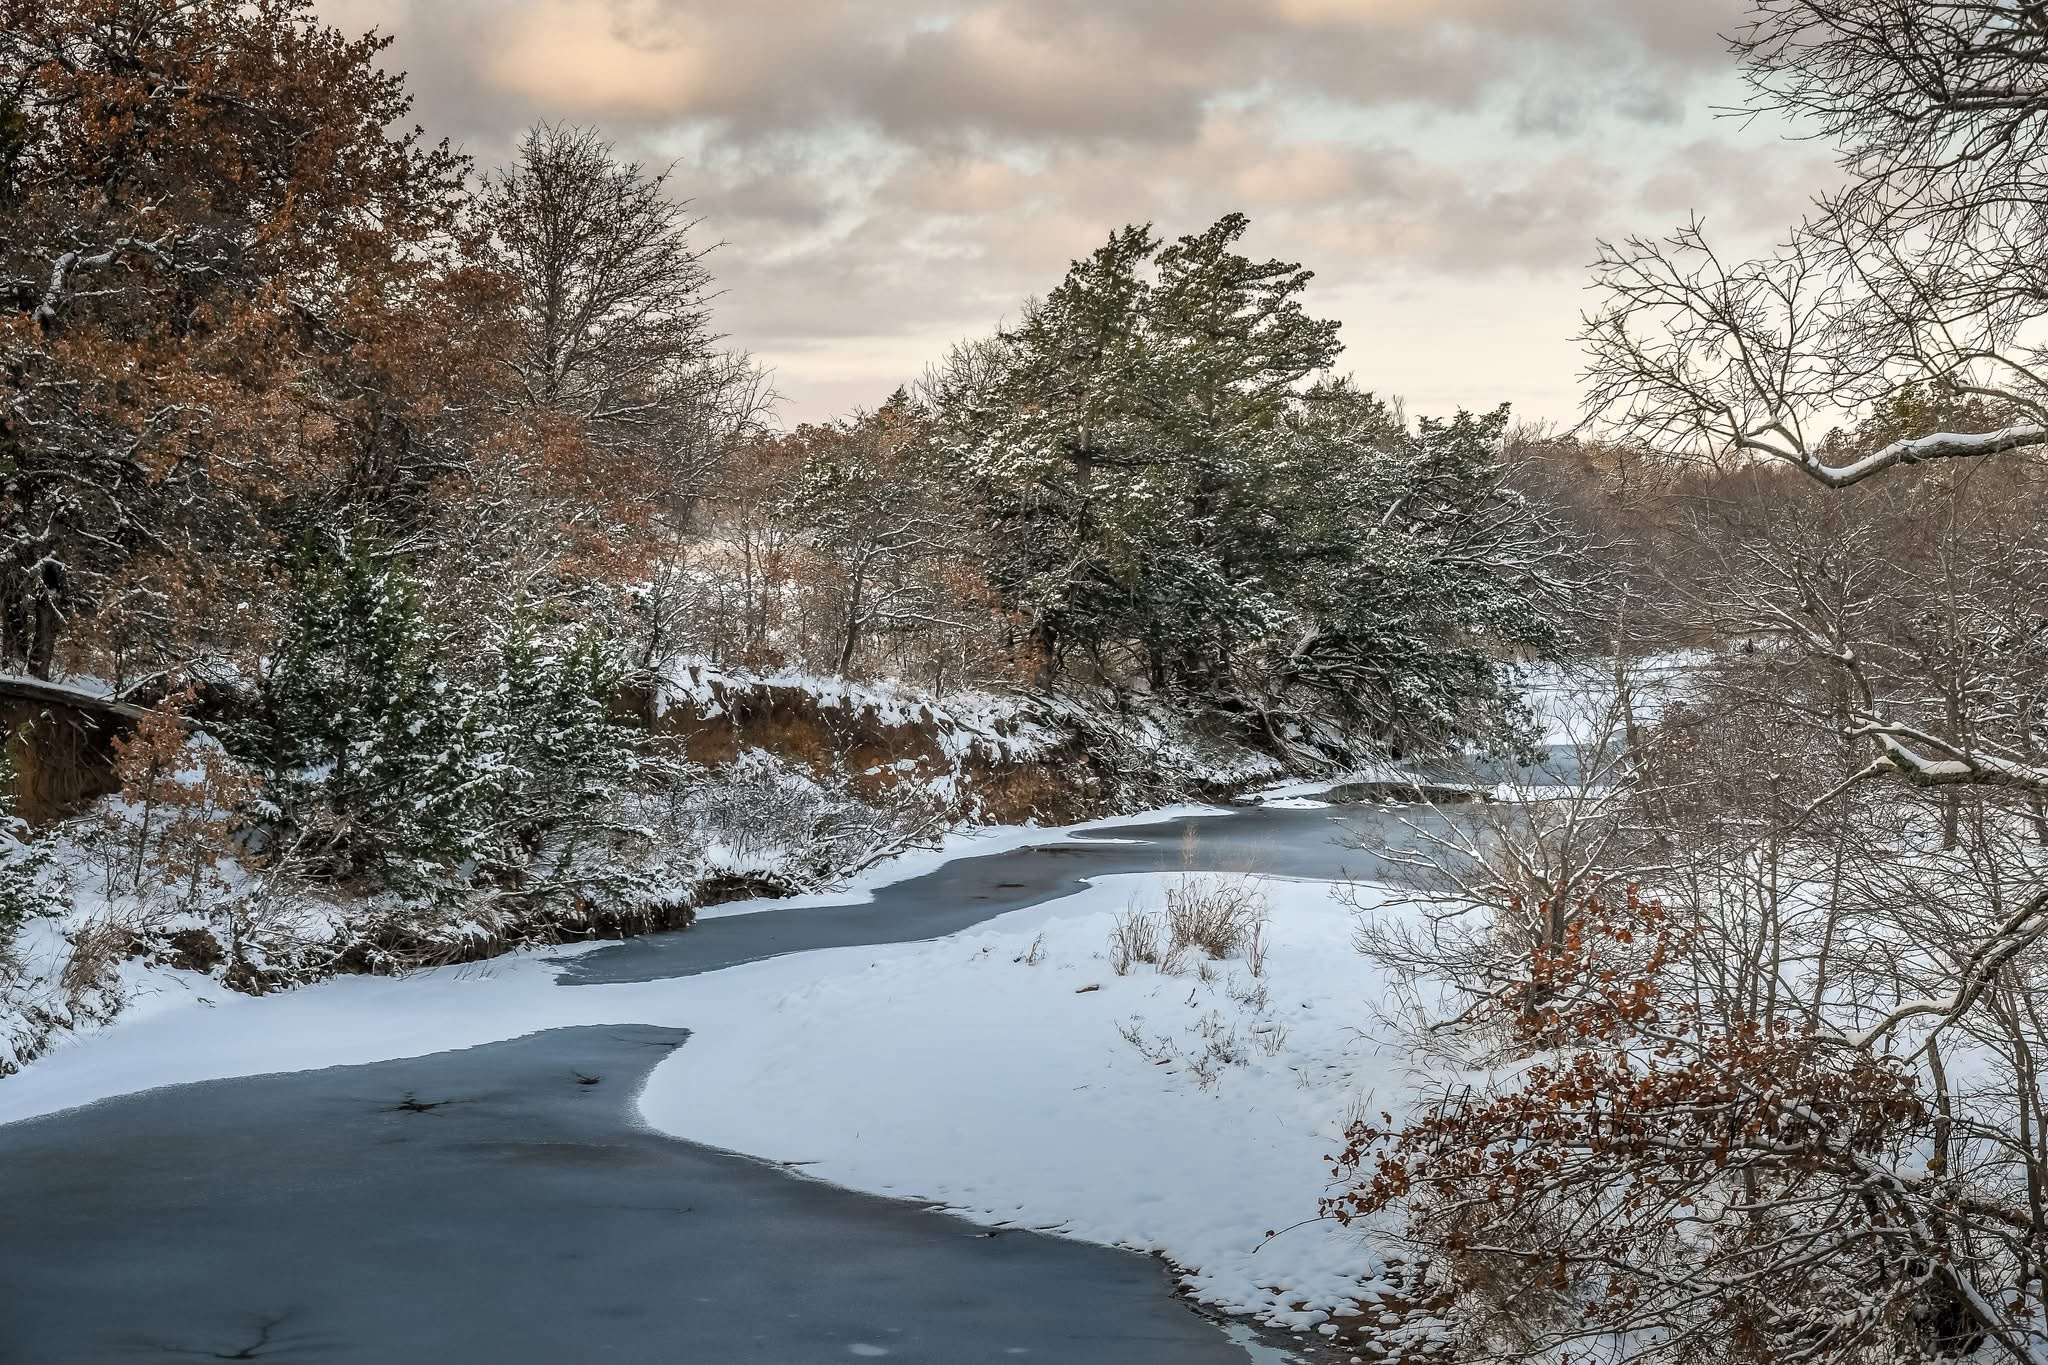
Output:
(1108, 907), (1165, 975)
(1242, 916), (1269, 978)
(1109, 872), (1271, 976)
(61, 918), (136, 998)
(1187, 1009), (1246, 1087)
(101, 688), (255, 902)
(1163, 872), (1268, 962)
(1252, 1019), (1287, 1057)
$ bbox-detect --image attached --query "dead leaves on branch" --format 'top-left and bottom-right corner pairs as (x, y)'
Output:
(1323, 886), (1958, 1364)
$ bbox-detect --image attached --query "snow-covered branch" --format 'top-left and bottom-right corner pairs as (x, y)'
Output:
(31, 236), (175, 330)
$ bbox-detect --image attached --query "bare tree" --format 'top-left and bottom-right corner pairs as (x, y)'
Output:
(778, 396), (984, 680)
(1581, 4), (2048, 809)
(1584, 2), (2048, 497)
(1335, 7), (2048, 1361)
(484, 123), (760, 518)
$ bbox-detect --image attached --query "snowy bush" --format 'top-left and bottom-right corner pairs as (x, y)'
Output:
(659, 749), (943, 889)
(247, 534), (670, 911)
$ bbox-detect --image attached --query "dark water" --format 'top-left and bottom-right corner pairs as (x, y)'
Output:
(557, 801), (1461, 986)
(0, 793), (1485, 1364)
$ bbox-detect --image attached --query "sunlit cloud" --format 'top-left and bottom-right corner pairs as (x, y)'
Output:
(316, 0), (1821, 424)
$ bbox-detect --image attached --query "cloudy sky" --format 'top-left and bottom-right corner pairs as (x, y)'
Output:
(319, 0), (1836, 425)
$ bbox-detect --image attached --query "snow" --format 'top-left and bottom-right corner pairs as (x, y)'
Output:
(0, 650), (1985, 1351)
(0, 808), (1239, 1119)
(0, 670), (118, 702)
(2, 660), (1697, 1331)
(1789, 421), (2047, 488)
(640, 872), (1424, 1328)
(1515, 652), (1702, 746)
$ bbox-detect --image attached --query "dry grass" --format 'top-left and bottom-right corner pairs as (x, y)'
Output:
(1106, 856), (1281, 1088)
(1163, 872), (1269, 966)
(1108, 907), (1166, 975)
(1108, 872), (1271, 976)
(1242, 916), (1269, 977)
(60, 917), (136, 997)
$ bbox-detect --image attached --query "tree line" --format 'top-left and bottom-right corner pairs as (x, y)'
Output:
(1, 0), (1576, 918)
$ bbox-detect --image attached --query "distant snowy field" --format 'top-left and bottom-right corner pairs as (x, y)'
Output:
(1515, 653), (1703, 747)
(640, 871), (1432, 1331)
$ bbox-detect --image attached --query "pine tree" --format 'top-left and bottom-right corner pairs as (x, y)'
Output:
(0, 744), (55, 935)
(939, 225), (1158, 676)
(940, 214), (1345, 689)
(251, 534), (479, 889)
(1266, 399), (1566, 750)
(466, 614), (653, 902)
(935, 213), (1578, 751)
(249, 529), (664, 907)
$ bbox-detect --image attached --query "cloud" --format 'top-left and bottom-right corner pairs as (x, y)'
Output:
(330, 0), (1746, 145)
(485, 1), (715, 118)
(312, 0), (1827, 424)
(1634, 137), (1844, 233)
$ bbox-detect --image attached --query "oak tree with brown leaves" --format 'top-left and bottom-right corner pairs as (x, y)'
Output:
(0, 0), (512, 689)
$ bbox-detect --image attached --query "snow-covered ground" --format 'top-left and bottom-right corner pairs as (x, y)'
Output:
(642, 870), (1426, 1331)
(0, 806), (1228, 1116)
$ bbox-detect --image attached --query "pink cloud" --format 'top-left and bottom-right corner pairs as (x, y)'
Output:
(311, 0), (1823, 424)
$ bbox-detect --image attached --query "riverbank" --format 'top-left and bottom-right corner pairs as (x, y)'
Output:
(0, 792), (1455, 1362)
(0, 667), (1326, 1077)
(0, 802), (1258, 1123)
(640, 866), (1427, 1337)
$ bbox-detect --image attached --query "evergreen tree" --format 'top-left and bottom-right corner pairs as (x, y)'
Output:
(940, 214), (1346, 687)
(0, 745), (55, 935)
(1264, 398), (1566, 750)
(935, 212), (1577, 750)
(466, 615), (652, 901)
(252, 534), (479, 888)
(936, 225), (1157, 675)
(251, 530), (660, 905)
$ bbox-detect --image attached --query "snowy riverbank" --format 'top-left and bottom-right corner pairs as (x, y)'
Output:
(0, 795), (1452, 1345)
(641, 869), (1434, 1332)
(0, 805), (1233, 1122)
